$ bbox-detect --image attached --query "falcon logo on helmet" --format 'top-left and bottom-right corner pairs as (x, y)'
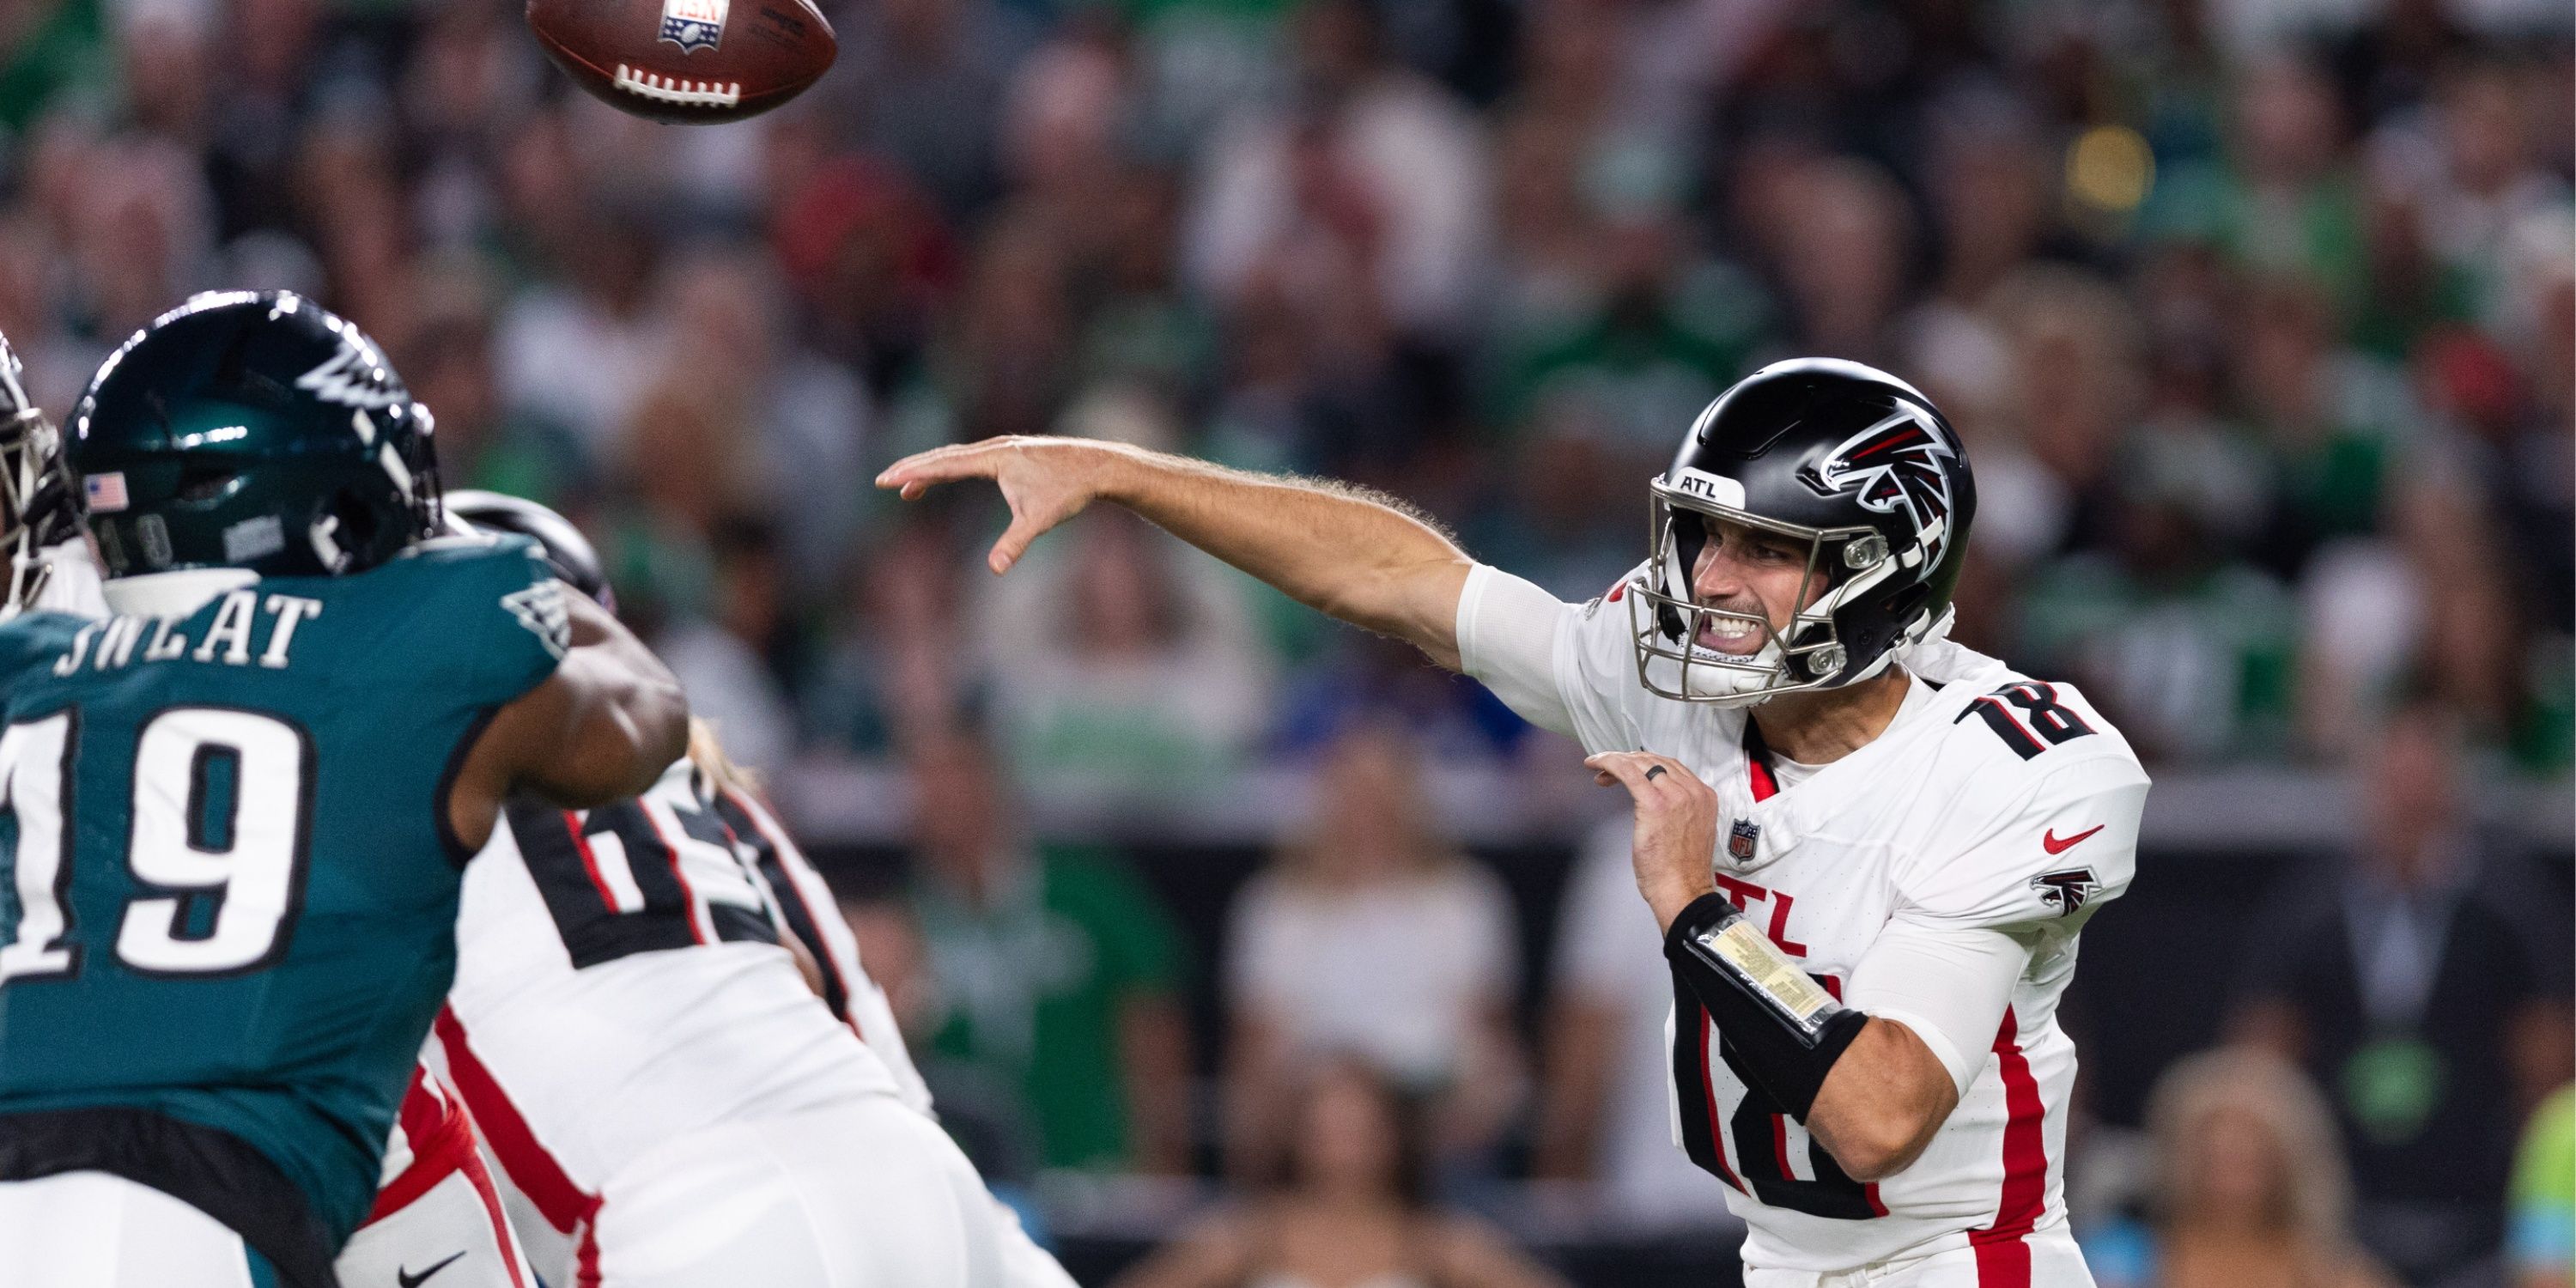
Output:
(1625, 358), (1979, 708)
(1803, 410), (1959, 569)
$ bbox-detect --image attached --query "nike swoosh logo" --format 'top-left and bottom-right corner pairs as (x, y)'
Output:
(398, 1252), (468, 1288)
(2043, 824), (2105, 854)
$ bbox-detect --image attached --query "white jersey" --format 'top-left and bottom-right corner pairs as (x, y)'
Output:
(713, 779), (937, 1116)
(1460, 566), (2149, 1278)
(440, 757), (909, 1242)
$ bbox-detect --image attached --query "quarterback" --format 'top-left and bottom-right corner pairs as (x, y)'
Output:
(883, 359), (2149, 1285)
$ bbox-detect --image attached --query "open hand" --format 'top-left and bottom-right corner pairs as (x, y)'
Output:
(876, 436), (1135, 574)
(1587, 751), (1722, 932)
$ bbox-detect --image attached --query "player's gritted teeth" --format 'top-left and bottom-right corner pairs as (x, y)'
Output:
(1694, 605), (1767, 656)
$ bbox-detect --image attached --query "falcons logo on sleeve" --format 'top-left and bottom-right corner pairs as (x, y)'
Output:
(1801, 409), (1959, 565)
(2029, 867), (2101, 916)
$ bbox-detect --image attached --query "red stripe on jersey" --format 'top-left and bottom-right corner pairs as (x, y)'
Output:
(1742, 721), (1780, 801)
(1771, 1113), (1795, 1181)
(433, 1008), (599, 1237)
(639, 799), (712, 945)
(726, 787), (864, 1042)
(1968, 1006), (2047, 1285)
(453, 1145), (533, 1288)
(397, 1066), (447, 1144)
(562, 812), (621, 913)
(1694, 1006), (1745, 1194)
(363, 1068), (474, 1224)
(576, 1218), (603, 1288)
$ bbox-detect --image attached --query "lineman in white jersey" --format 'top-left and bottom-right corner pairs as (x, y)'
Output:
(882, 358), (2149, 1287)
(434, 491), (1072, 1288)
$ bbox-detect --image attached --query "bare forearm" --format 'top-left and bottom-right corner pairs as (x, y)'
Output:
(1807, 1018), (1955, 1182)
(881, 435), (1474, 660)
(1223, 1015), (1290, 1181)
(1121, 997), (1193, 1174)
(1532, 1001), (1616, 1177)
(1097, 449), (1473, 667)
(544, 647), (690, 802)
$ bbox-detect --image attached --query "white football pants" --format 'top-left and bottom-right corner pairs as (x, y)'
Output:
(1741, 1223), (2096, 1287)
(335, 1163), (529, 1288)
(0, 1172), (278, 1288)
(559, 1096), (1073, 1288)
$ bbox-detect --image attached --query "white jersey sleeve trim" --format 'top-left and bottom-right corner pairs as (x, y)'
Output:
(1844, 918), (2032, 1093)
(1455, 562), (1577, 738)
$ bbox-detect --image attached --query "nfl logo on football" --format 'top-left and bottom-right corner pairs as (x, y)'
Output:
(1728, 817), (1760, 864)
(658, 0), (728, 53)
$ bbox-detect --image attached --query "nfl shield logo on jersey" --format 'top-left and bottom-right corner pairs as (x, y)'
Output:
(658, 0), (728, 52)
(1728, 817), (1760, 864)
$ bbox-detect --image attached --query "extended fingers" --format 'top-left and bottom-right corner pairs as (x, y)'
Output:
(989, 513), (1050, 574)
(876, 443), (1002, 495)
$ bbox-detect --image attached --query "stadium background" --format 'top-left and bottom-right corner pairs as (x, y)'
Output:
(0, 0), (2568, 1282)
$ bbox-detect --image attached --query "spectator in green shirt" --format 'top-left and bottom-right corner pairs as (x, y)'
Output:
(0, 0), (105, 140)
(2512, 1085), (2574, 1288)
(906, 726), (1194, 1176)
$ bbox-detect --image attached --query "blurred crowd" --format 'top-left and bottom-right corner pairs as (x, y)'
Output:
(0, 0), (2563, 784)
(0, 0), (2565, 1281)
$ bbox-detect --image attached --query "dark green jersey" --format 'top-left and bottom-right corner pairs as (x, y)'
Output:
(0, 536), (566, 1242)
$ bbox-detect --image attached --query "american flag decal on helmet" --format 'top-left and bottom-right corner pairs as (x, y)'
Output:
(1802, 409), (1959, 567)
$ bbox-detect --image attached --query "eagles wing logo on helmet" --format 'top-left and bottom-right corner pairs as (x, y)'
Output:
(295, 338), (410, 411)
(1803, 409), (1959, 567)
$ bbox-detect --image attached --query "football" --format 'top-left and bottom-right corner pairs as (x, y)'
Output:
(526, 0), (836, 125)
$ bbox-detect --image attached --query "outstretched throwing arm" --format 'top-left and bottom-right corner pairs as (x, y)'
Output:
(878, 437), (1474, 670)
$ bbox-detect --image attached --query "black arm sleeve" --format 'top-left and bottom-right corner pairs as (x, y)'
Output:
(1664, 892), (1868, 1121)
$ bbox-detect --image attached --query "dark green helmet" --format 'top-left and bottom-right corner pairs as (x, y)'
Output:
(68, 290), (442, 579)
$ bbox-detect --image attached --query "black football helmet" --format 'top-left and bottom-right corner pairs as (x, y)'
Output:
(67, 291), (441, 580)
(444, 489), (613, 610)
(1630, 358), (1976, 705)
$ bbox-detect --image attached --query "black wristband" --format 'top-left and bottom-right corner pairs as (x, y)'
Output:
(1663, 892), (1868, 1121)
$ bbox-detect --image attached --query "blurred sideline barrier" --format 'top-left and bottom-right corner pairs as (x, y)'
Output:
(780, 760), (2576, 852)
(1034, 1170), (1753, 1287)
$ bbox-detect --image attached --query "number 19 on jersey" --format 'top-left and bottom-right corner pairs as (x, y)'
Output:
(0, 707), (314, 986)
